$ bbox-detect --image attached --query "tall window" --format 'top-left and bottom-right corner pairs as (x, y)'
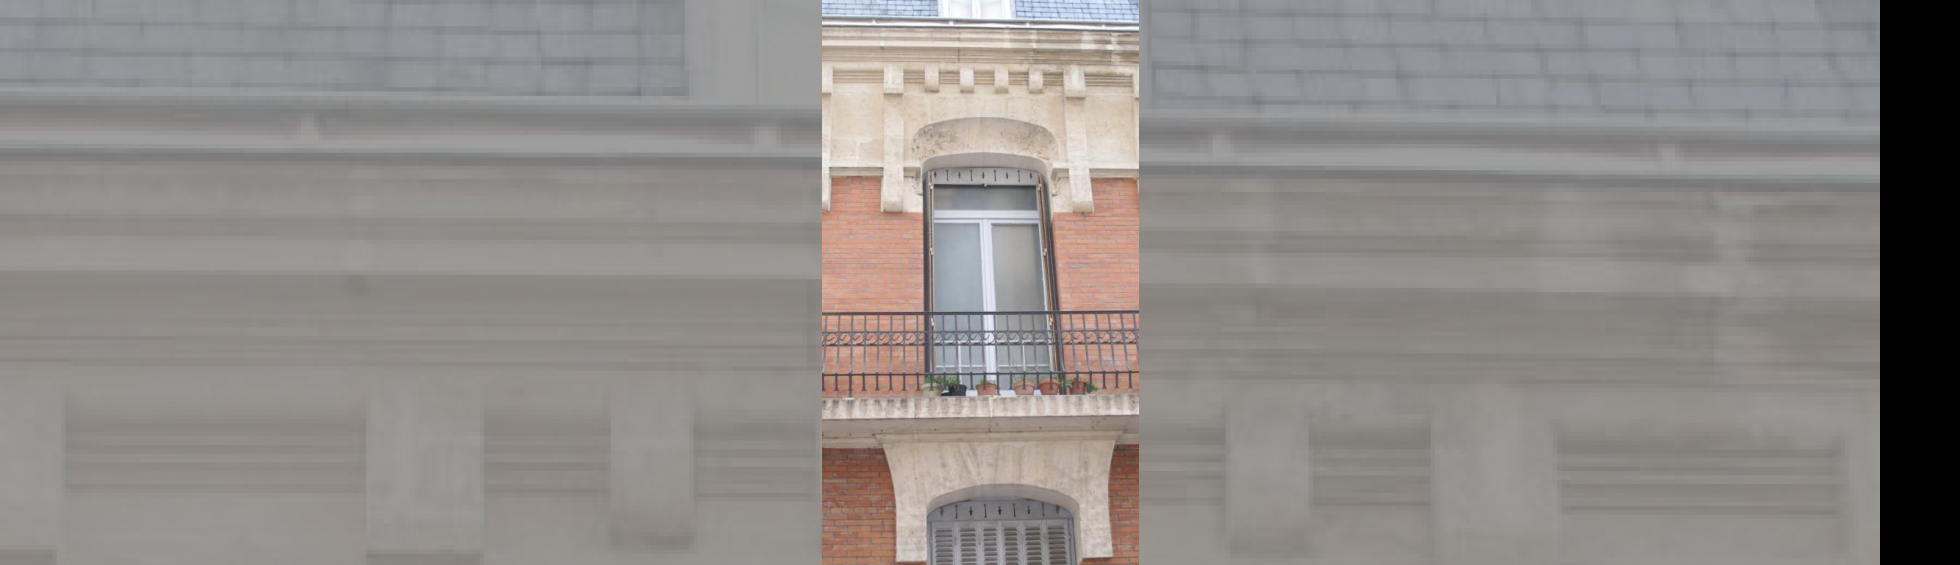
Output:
(942, 0), (1013, 19)
(928, 498), (1073, 565)
(928, 168), (1054, 382)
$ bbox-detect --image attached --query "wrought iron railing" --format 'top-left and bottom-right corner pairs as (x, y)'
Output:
(822, 310), (1139, 397)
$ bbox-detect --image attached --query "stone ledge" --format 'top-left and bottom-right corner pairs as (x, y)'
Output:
(822, 393), (1139, 420)
(821, 394), (1140, 448)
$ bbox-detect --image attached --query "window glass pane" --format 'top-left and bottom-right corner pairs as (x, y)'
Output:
(991, 224), (1045, 311)
(935, 186), (1038, 211)
(976, 0), (1008, 18)
(943, 0), (972, 18)
(933, 223), (986, 374)
(991, 223), (1049, 373)
(933, 223), (983, 311)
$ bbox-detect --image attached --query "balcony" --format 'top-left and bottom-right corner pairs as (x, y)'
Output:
(822, 310), (1138, 398)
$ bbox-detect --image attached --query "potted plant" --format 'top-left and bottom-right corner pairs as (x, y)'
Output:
(920, 375), (952, 398)
(934, 375), (969, 397)
(1011, 379), (1039, 396)
(974, 378), (999, 396)
(1037, 379), (1062, 396)
(1065, 378), (1098, 395)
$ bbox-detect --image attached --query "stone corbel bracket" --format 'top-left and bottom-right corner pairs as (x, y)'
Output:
(881, 64), (908, 212)
(1062, 65), (1095, 212)
(821, 64), (834, 212)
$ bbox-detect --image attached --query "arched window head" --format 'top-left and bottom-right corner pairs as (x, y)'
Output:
(931, 168), (1043, 212)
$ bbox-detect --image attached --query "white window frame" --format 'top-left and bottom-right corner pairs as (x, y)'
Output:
(932, 211), (1047, 376)
(926, 168), (1055, 382)
(931, 214), (1042, 313)
(940, 0), (1015, 19)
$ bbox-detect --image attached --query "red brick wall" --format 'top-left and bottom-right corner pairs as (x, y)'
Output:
(1050, 178), (1142, 392)
(823, 176), (930, 397)
(1051, 178), (1140, 312)
(824, 448), (899, 565)
(821, 445), (1141, 565)
(824, 176), (925, 313)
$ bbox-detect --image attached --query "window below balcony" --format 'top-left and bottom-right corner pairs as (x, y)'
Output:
(929, 498), (1073, 565)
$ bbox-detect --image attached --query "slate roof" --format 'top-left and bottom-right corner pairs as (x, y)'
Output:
(824, 0), (1141, 22)
(1147, 0), (1881, 126)
(0, 0), (688, 97)
(1017, 0), (1139, 22)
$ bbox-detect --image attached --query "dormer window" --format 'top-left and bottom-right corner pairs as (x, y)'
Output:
(942, 0), (1013, 19)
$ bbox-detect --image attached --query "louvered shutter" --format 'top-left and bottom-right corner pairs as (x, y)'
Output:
(1038, 520), (1070, 564)
(929, 499), (1073, 565)
(933, 522), (959, 564)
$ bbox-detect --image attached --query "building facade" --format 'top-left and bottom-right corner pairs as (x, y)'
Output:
(1139, 1), (1880, 564)
(2, 1), (820, 564)
(819, 2), (1142, 564)
(0, 1), (1877, 565)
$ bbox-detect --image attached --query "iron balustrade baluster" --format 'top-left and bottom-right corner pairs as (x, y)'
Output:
(1105, 311), (1121, 390)
(1048, 311), (1064, 388)
(821, 310), (1137, 396)
(924, 311), (934, 392)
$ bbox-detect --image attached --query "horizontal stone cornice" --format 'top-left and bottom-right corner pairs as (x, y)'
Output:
(822, 393), (1139, 420)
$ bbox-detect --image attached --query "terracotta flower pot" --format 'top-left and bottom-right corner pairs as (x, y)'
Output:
(1012, 381), (1039, 396)
(976, 382), (1000, 396)
(1068, 381), (1088, 395)
(1037, 380), (1062, 395)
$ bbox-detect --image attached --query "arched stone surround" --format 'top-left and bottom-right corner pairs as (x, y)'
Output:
(878, 430), (1122, 563)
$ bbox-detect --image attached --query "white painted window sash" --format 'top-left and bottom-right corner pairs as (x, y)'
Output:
(940, 0), (1014, 19)
(933, 216), (1045, 375)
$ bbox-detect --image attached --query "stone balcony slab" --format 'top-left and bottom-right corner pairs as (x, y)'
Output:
(821, 394), (1139, 446)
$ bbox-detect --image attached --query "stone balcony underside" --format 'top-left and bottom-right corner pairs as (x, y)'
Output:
(822, 394), (1139, 562)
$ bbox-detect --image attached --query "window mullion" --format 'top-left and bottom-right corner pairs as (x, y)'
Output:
(978, 220), (997, 376)
(979, 219), (997, 312)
